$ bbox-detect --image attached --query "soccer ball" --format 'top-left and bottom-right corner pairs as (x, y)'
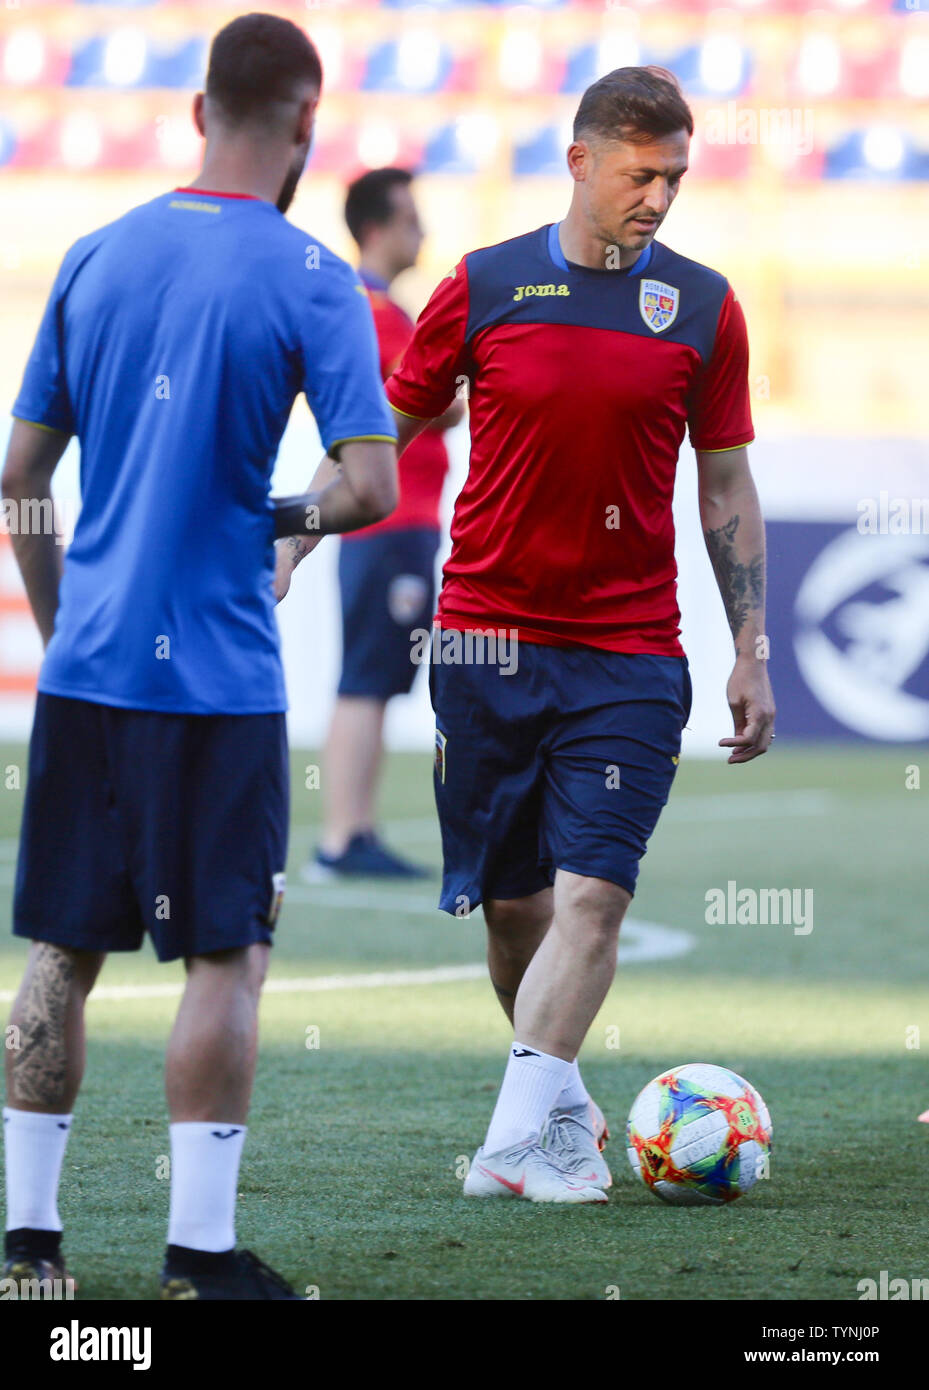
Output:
(626, 1062), (772, 1206)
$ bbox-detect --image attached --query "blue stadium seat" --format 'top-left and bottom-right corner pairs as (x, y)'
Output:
(824, 130), (929, 180)
(513, 127), (563, 176)
(561, 44), (601, 95)
(63, 33), (206, 90)
(667, 42), (752, 98)
(560, 43), (658, 94)
(422, 124), (478, 174)
(145, 38), (207, 90)
(0, 118), (17, 169)
(64, 37), (108, 87)
(362, 40), (454, 94)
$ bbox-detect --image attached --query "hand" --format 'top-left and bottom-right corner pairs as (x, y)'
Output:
(720, 656), (776, 764)
(273, 534), (323, 602)
(273, 539), (297, 604)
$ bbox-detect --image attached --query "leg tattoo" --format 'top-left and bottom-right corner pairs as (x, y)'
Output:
(11, 945), (75, 1107)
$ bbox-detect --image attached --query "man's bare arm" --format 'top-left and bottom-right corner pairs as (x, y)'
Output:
(275, 436), (398, 544)
(699, 447), (765, 655)
(274, 410), (427, 598)
(274, 453), (340, 577)
(1, 419), (70, 648)
(696, 445), (776, 762)
(428, 397), (466, 433)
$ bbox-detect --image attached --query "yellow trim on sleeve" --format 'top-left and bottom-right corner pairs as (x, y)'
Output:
(328, 434), (398, 451)
(387, 403), (430, 422)
(694, 440), (753, 453)
(11, 415), (70, 436)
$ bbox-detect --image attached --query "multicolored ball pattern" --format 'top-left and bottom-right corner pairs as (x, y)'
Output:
(626, 1063), (773, 1206)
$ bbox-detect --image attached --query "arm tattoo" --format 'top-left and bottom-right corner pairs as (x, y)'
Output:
(703, 514), (764, 647)
(491, 980), (516, 1001)
(11, 944), (75, 1107)
(285, 536), (310, 563)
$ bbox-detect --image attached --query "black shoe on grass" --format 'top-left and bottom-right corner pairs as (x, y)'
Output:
(3, 1228), (74, 1297)
(160, 1246), (303, 1301)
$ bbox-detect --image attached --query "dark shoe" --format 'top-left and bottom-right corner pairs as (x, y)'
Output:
(3, 1228), (74, 1298)
(302, 831), (430, 881)
(161, 1248), (303, 1301)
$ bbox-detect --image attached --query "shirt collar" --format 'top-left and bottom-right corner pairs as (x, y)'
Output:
(174, 186), (261, 201)
(547, 221), (653, 278)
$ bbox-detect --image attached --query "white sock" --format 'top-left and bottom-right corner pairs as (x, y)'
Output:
(483, 1044), (573, 1153)
(555, 1060), (590, 1112)
(3, 1107), (73, 1231)
(167, 1122), (247, 1253)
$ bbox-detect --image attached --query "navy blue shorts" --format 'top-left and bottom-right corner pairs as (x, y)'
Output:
(430, 644), (692, 914)
(13, 694), (289, 963)
(338, 527), (439, 700)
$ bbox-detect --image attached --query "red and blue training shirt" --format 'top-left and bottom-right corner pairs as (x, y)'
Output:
(385, 223), (754, 656)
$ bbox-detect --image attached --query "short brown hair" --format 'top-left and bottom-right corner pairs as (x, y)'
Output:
(205, 13), (322, 126)
(573, 66), (693, 145)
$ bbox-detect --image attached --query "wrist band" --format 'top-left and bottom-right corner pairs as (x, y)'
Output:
(271, 495), (319, 539)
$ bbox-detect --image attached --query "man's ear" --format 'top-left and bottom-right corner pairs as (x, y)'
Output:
(566, 140), (590, 183)
(192, 92), (206, 138)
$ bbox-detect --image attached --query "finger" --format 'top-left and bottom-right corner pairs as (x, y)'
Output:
(727, 704), (747, 734)
(741, 713), (763, 743)
(725, 722), (775, 761)
(727, 743), (768, 764)
(726, 735), (765, 758)
(721, 709), (773, 749)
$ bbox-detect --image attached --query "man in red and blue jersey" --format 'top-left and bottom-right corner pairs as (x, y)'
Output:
(1, 15), (396, 1294)
(387, 66), (776, 1201)
(306, 169), (463, 882)
(277, 65), (776, 1203)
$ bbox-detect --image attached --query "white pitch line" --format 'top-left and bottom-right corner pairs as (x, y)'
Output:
(0, 921), (694, 1004)
(371, 789), (838, 836)
(0, 966), (480, 1006)
(618, 919), (695, 964)
(86, 964), (488, 1003)
(0, 791), (835, 890)
(0, 789), (837, 875)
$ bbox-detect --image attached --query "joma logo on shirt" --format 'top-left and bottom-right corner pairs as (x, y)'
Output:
(513, 284), (570, 302)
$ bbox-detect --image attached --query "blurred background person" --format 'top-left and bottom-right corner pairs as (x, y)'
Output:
(304, 168), (464, 882)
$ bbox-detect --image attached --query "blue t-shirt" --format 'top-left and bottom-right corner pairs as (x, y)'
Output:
(12, 188), (396, 714)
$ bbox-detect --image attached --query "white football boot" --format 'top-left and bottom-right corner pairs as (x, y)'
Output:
(463, 1139), (608, 1203)
(540, 1100), (613, 1189)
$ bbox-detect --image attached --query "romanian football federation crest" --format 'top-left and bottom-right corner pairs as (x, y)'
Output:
(639, 279), (679, 333)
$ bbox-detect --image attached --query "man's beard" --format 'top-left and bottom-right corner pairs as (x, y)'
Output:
(276, 164), (301, 214)
(276, 145), (310, 214)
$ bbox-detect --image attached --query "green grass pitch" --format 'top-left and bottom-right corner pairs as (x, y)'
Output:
(0, 739), (926, 1301)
